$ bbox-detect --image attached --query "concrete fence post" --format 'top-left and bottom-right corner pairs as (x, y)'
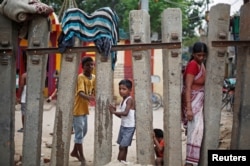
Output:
(50, 38), (82, 166)
(22, 16), (49, 166)
(94, 54), (113, 166)
(0, 14), (18, 166)
(231, 3), (250, 149)
(200, 4), (230, 165)
(161, 8), (182, 166)
(129, 10), (155, 165)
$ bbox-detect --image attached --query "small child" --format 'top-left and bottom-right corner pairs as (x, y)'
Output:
(153, 128), (164, 166)
(109, 79), (136, 164)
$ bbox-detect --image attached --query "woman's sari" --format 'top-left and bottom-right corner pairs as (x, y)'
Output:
(181, 63), (205, 165)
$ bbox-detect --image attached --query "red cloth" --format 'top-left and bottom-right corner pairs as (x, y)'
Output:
(156, 139), (165, 158)
(184, 60), (199, 76)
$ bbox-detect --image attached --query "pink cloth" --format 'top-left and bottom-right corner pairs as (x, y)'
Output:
(185, 89), (204, 165)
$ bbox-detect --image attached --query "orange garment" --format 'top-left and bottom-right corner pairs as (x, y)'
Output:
(73, 73), (95, 116)
(156, 139), (165, 158)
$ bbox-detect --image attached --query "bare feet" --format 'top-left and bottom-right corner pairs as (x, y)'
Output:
(70, 151), (81, 161)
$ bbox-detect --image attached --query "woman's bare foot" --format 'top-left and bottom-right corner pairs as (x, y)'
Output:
(70, 151), (81, 161)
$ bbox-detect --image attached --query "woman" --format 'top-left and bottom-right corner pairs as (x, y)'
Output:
(181, 42), (208, 166)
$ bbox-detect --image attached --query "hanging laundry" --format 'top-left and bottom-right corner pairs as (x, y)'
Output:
(58, 7), (119, 70)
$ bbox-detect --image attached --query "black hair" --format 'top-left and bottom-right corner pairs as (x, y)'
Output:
(154, 128), (163, 138)
(119, 79), (132, 90)
(192, 42), (208, 54)
(189, 42), (208, 61)
(82, 56), (94, 67)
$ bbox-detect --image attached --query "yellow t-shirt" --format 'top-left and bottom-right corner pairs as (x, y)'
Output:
(73, 73), (95, 116)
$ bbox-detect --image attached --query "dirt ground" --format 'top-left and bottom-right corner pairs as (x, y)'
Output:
(14, 101), (233, 166)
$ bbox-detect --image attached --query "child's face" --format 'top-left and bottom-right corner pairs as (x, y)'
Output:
(83, 61), (94, 73)
(119, 84), (131, 97)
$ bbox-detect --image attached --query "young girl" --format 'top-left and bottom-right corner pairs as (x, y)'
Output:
(109, 79), (136, 164)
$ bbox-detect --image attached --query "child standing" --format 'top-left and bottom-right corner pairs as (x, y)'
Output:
(153, 128), (165, 166)
(70, 56), (95, 164)
(109, 79), (136, 164)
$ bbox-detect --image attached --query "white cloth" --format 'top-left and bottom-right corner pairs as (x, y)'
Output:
(21, 85), (26, 103)
(119, 96), (135, 128)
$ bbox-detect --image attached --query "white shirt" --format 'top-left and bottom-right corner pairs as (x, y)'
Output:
(21, 85), (26, 103)
(119, 96), (135, 127)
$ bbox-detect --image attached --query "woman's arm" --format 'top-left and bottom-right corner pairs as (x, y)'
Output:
(185, 74), (194, 121)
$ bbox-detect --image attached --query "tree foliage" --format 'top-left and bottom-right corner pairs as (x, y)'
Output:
(41, 0), (208, 46)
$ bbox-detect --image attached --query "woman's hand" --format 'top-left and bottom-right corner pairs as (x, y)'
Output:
(186, 109), (193, 121)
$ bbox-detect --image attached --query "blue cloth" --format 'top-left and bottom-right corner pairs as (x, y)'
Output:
(117, 126), (135, 147)
(228, 78), (236, 85)
(73, 115), (88, 144)
(59, 7), (119, 70)
(21, 103), (27, 116)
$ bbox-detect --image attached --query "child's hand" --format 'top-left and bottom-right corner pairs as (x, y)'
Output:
(108, 104), (116, 113)
(88, 95), (95, 102)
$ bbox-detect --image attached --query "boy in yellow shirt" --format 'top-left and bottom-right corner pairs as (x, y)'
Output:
(70, 56), (95, 164)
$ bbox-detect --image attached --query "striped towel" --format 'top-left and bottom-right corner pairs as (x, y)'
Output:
(60, 7), (119, 69)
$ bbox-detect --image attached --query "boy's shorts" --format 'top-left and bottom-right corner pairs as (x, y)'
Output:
(117, 126), (135, 147)
(73, 115), (88, 144)
(21, 103), (27, 115)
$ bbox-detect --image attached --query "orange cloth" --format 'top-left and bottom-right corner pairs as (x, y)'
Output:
(156, 139), (164, 158)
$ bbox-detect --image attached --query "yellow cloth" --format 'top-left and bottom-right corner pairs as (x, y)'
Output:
(73, 73), (95, 116)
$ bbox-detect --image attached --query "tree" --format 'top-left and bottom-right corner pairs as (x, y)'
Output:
(41, 0), (208, 46)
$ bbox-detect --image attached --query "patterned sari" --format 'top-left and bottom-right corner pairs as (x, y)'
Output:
(181, 63), (205, 165)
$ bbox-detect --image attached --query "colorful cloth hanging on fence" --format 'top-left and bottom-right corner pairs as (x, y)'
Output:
(58, 7), (120, 70)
